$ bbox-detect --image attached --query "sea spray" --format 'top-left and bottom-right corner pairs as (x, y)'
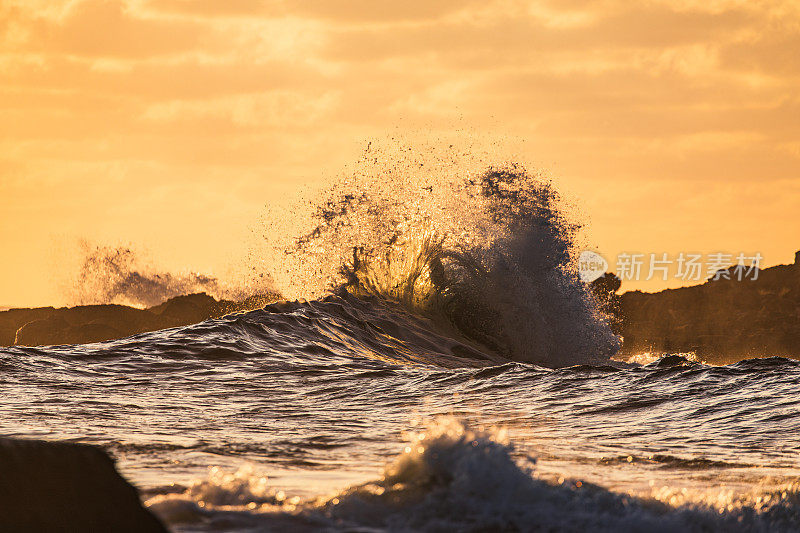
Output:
(67, 242), (276, 308)
(261, 143), (619, 366)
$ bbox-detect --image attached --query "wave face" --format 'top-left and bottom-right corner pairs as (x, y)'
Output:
(2, 300), (800, 531)
(264, 156), (618, 367)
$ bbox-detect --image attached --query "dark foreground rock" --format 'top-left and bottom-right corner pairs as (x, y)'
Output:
(0, 438), (167, 532)
(596, 252), (800, 364)
(1, 292), (279, 347)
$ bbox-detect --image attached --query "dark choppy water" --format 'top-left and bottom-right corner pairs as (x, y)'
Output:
(2, 294), (800, 532)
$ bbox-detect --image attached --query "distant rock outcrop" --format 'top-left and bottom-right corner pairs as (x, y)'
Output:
(0, 291), (280, 347)
(589, 272), (622, 332)
(610, 252), (800, 364)
(0, 438), (166, 532)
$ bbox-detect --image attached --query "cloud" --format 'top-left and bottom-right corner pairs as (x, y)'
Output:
(721, 29), (800, 77)
(2, 0), (800, 303)
(286, 0), (479, 22)
(141, 90), (340, 127)
(320, 3), (754, 65)
(143, 0), (479, 22)
(5, 1), (203, 58)
(141, 0), (281, 18)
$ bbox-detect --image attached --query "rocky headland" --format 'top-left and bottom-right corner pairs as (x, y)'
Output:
(0, 292), (279, 347)
(597, 251), (800, 364)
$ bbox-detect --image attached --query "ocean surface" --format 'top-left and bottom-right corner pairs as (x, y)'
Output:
(2, 294), (800, 532)
(2, 165), (799, 531)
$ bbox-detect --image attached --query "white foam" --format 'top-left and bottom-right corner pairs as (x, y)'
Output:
(146, 418), (800, 532)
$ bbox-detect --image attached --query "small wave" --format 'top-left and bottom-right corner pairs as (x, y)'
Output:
(615, 352), (704, 366)
(581, 396), (670, 415)
(10, 293), (503, 369)
(146, 418), (800, 532)
(598, 454), (751, 470)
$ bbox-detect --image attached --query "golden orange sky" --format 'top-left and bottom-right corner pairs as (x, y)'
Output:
(2, 0), (799, 307)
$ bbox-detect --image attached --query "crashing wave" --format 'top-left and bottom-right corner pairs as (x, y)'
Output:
(265, 148), (619, 367)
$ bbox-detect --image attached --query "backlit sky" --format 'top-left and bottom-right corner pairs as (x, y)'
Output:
(2, 0), (799, 307)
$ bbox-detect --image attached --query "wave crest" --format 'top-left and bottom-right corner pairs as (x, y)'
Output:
(267, 145), (618, 366)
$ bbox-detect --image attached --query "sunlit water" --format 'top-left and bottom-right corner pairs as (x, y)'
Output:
(4, 160), (799, 530)
(2, 294), (799, 531)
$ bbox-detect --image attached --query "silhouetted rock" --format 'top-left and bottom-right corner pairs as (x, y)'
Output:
(150, 292), (217, 324)
(0, 307), (55, 346)
(708, 264), (759, 281)
(590, 272), (622, 332)
(616, 253), (800, 363)
(60, 304), (161, 333)
(591, 272), (622, 295)
(2, 291), (281, 347)
(656, 354), (693, 367)
(14, 317), (70, 346)
(67, 322), (124, 344)
(12, 305), (158, 346)
(0, 438), (167, 532)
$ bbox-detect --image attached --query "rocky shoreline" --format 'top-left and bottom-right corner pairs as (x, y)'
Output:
(0, 292), (278, 347)
(607, 251), (800, 364)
